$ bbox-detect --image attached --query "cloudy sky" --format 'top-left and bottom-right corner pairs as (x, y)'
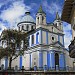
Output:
(0, 0), (72, 49)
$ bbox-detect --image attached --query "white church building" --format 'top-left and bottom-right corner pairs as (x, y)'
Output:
(0, 6), (74, 70)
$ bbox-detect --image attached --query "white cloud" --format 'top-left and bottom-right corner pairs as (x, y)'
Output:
(0, 0), (31, 29)
(0, 22), (7, 35)
(63, 22), (72, 48)
(43, 1), (61, 16)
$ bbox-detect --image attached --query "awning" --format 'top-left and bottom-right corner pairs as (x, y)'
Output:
(61, 0), (74, 24)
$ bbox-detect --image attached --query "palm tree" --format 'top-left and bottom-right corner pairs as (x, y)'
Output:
(0, 29), (28, 69)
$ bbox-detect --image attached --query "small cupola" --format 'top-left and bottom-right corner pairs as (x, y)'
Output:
(54, 12), (63, 31)
(36, 5), (46, 27)
(37, 5), (45, 14)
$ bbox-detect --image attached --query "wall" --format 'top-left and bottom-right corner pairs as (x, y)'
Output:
(31, 51), (39, 68)
(22, 54), (30, 70)
(64, 50), (74, 67)
(11, 56), (19, 68)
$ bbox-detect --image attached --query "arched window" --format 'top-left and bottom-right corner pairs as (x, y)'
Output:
(55, 53), (59, 69)
(42, 16), (44, 23)
(37, 17), (39, 24)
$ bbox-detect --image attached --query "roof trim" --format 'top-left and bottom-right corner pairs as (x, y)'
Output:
(17, 21), (36, 26)
(27, 27), (64, 36)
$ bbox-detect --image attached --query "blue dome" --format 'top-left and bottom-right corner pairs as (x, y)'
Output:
(21, 12), (35, 23)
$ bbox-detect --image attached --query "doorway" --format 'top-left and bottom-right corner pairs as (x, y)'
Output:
(55, 53), (59, 69)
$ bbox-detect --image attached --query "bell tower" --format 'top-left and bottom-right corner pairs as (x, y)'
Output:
(54, 12), (63, 31)
(36, 5), (46, 28)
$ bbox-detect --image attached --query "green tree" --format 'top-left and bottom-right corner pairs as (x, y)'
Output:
(0, 29), (28, 69)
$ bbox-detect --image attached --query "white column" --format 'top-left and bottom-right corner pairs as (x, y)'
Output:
(43, 16), (46, 25)
(39, 15), (42, 25)
(36, 17), (39, 25)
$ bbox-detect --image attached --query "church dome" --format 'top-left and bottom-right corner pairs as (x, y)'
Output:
(21, 12), (35, 23)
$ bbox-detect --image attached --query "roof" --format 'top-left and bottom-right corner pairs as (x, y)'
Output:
(61, 0), (74, 24)
(37, 5), (45, 14)
(20, 11), (35, 23)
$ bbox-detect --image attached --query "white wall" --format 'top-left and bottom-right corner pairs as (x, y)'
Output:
(22, 54), (30, 70)
(31, 51), (39, 67)
(64, 50), (74, 67)
(11, 56), (19, 68)
(42, 31), (46, 44)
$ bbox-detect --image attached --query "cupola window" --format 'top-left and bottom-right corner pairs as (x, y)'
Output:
(22, 26), (24, 30)
(42, 16), (44, 23)
(32, 35), (34, 44)
(18, 27), (20, 31)
(31, 26), (34, 30)
(37, 17), (39, 24)
(27, 25), (29, 31)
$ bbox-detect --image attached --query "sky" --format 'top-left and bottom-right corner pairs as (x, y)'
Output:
(0, 0), (72, 49)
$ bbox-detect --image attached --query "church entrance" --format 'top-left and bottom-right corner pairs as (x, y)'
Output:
(55, 53), (59, 70)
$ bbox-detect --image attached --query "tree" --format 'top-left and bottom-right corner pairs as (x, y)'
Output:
(0, 29), (28, 69)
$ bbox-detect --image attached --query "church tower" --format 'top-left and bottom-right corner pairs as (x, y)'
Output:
(36, 5), (46, 29)
(54, 12), (63, 31)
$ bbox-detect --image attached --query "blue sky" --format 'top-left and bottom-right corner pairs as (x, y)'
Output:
(0, 0), (72, 48)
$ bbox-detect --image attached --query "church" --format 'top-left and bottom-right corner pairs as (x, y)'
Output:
(0, 5), (74, 71)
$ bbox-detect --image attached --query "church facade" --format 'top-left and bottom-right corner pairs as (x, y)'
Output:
(0, 6), (74, 70)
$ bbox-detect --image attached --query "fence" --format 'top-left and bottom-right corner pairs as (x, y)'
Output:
(0, 66), (75, 75)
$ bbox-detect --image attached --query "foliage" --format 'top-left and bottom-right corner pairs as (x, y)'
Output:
(0, 29), (28, 68)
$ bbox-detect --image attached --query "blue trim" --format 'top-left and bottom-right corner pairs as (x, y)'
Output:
(39, 51), (43, 68)
(59, 53), (65, 68)
(58, 35), (60, 42)
(36, 32), (39, 44)
(20, 56), (22, 69)
(40, 30), (42, 44)
(30, 54), (31, 68)
(47, 52), (50, 69)
(62, 35), (64, 46)
(46, 31), (48, 44)
(5, 57), (8, 69)
(50, 52), (55, 70)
